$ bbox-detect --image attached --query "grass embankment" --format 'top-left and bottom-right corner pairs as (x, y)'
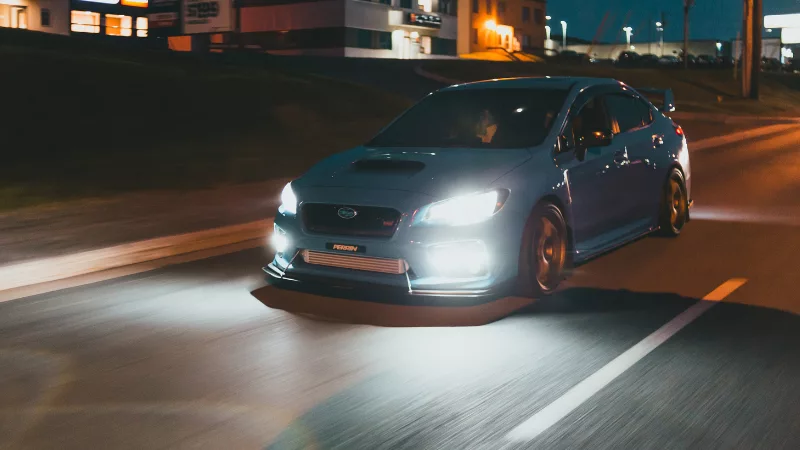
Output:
(0, 30), (410, 210)
(421, 59), (800, 116)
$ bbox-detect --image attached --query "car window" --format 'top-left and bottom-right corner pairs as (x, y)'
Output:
(603, 94), (653, 133)
(561, 95), (611, 151)
(366, 88), (568, 149)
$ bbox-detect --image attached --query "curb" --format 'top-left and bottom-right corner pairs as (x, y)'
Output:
(0, 219), (273, 294)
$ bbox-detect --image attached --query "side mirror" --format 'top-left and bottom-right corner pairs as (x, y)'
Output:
(576, 130), (613, 161)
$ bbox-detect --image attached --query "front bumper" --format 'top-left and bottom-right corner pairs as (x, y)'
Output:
(264, 258), (513, 305)
(266, 186), (526, 303)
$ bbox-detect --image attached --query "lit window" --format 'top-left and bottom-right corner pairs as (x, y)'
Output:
(5, 6), (28, 29)
(71, 11), (100, 33)
(106, 14), (132, 37)
(136, 17), (148, 37)
(121, 0), (149, 7)
(421, 36), (431, 54)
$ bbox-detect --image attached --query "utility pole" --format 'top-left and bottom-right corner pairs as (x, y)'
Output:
(683, 0), (694, 69)
(742, 0), (753, 98)
(751, 0), (762, 99)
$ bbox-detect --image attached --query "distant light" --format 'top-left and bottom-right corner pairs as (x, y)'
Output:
(716, 42), (722, 50)
(546, 15), (552, 20)
(515, 107), (525, 113)
(767, 29), (773, 33)
(655, 21), (662, 27)
(631, 45), (636, 50)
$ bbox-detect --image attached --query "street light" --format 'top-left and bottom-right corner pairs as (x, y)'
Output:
(656, 21), (664, 56)
(623, 26), (633, 49)
(546, 15), (551, 21)
(561, 20), (567, 49)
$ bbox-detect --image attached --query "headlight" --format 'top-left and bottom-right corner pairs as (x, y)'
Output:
(278, 182), (297, 215)
(414, 189), (509, 226)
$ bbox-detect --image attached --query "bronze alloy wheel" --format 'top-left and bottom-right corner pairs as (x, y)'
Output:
(519, 203), (567, 297)
(659, 168), (688, 237)
(534, 215), (566, 291)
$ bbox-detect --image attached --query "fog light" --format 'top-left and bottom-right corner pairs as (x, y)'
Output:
(271, 225), (290, 254)
(428, 241), (489, 277)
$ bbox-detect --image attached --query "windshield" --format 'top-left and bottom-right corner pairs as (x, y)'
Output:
(367, 88), (568, 149)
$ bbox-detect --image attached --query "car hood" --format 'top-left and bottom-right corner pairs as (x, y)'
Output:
(296, 147), (532, 198)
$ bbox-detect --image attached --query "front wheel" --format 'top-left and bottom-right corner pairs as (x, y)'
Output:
(518, 203), (568, 298)
(658, 168), (689, 237)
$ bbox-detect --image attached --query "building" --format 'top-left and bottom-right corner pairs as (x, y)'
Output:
(732, 37), (782, 61)
(69, 0), (149, 38)
(236, 0), (458, 59)
(0, 0), (69, 34)
(457, 0), (546, 55)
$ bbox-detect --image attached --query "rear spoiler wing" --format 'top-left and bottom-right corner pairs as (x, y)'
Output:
(635, 88), (676, 113)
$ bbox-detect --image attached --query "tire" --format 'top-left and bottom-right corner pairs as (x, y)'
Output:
(658, 168), (689, 237)
(518, 203), (568, 297)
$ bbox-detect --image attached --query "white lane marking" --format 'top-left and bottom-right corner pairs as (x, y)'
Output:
(506, 278), (748, 442)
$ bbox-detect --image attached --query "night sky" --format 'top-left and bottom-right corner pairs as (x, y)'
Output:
(547, 0), (799, 43)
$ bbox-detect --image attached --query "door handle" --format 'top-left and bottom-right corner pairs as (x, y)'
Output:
(653, 134), (665, 147)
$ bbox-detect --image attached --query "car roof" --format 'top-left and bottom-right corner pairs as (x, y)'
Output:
(440, 77), (620, 92)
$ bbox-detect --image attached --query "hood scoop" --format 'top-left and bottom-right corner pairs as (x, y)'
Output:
(351, 158), (425, 173)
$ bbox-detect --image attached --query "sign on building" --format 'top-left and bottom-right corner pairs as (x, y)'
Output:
(182, 0), (232, 34)
(148, 0), (181, 36)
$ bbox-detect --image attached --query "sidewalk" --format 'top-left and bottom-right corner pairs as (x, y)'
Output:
(0, 179), (288, 266)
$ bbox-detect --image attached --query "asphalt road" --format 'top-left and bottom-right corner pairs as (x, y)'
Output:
(2, 125), (800, 450)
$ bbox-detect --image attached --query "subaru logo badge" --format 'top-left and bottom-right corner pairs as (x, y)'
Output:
(337, 207), (357, 220)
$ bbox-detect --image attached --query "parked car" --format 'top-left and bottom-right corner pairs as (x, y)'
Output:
(616, 51), (641, 67)
(267, 78), (692, 299)
(556, 50), (590, 64)
(762, 57), (782, 72)
(696, 55), (716, 66)
(590, 57), (614, 65)
(658, 55), (680, 66)
(639, 54), (661, 67)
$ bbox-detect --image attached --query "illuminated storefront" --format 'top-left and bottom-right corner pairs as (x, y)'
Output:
(0, 0), (70, 34)
(235, 0), (458, 59)
(457, 0), (546, 55)
(69, 0), (148, 37)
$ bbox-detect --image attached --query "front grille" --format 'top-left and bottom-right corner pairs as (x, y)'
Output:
(302, 204), (401, 239)
(302, 250), (407, 275)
